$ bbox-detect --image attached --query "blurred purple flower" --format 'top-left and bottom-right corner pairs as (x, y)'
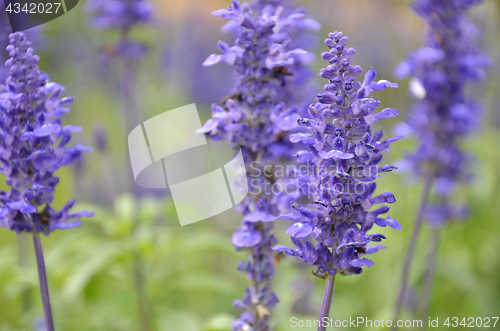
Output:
(393, 0), (490, 323)
(200, 1), (317, 330)
(85, 0), (152, 31)
(0, 32), (93, 234)
(395, 0), (490, 227)
(93, 123), (107, 153)
(85, 0), (153, 60)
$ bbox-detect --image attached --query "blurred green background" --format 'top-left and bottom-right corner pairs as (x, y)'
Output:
(0, 0), (499, 330)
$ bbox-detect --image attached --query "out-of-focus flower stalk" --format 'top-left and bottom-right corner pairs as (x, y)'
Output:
(85, 1), (154, 329)
(421, 229), (440, 331)
(393, 174), (433, 325)
(392, 0), (490, 326)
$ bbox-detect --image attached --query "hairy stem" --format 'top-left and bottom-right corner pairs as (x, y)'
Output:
(392, 174), (434, 329)
(421, 229), (440, 330)
(318, 274), (337, 331)
(32, 234), (55, 331)
(119, 30), (152, 331)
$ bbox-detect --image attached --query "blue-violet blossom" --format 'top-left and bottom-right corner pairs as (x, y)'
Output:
(199, 1), (316, 330)
(0, 32), (93, 234)
(273, 32), (402, 278)
(395, 0), (490, 227)
(85, 0), (153, 60)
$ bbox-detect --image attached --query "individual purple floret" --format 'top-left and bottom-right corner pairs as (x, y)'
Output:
(272, 32), (401, 329)
(0, 32), (93, 234)
(199, 1), (317, 330)
(392, 0), (490, 326)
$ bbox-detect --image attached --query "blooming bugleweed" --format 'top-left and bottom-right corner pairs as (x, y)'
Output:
(0, 32), (93, 233)
(395, 0), (490, 227)
(273, 32), (401, 278)
(199, 1), (317, 330)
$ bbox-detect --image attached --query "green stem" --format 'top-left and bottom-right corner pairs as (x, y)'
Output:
(32, 234), (55, 331)
(392, 174), (434, 330)
(421, 230), (440, 330)
(317, 274), (337, 331)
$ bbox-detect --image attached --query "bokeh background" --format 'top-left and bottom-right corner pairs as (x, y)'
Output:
(0, 0), (499, 330)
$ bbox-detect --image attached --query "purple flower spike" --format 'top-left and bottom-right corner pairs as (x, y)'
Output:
(0, 32), (94, 234)
(201, 1), (319, 330)
(397, 0), (490, 228)
(0, 32), (94, 331)
(276, 32), (401, 277)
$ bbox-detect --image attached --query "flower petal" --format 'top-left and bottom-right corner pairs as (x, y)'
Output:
(33, 124), (61, 137)
(7, 201), (36, 213)
(285, 221), (313, 238)
(232, 228), (262, 248)
(350, 258), (374, 267)
(318, 150), (354, 160)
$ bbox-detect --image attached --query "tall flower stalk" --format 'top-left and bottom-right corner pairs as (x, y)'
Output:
(0, 32), (93, 331)
(199, 1), (317, 330)
(85, 1), (154, 330)
(273, 32), (401, 331)
(392, 0), (490, 324)
(0, 11), (44, 317)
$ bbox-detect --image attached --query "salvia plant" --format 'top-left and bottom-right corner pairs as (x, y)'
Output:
(393, 0), (490, 323)
(199, 1), (318, 330)
(272, 32), (402, 330)
(0, 32), (93, 331)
